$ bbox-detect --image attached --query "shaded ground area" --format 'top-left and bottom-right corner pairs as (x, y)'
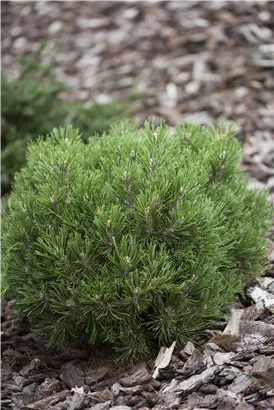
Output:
(1, 1), (274, 409)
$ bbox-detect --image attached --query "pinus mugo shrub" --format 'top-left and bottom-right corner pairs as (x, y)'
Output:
(2, 122), (272, 361)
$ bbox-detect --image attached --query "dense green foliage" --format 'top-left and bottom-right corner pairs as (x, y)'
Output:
(1, 55), (67, 193)
(2, 122), (272, 360)
(1, 45), (131, 194)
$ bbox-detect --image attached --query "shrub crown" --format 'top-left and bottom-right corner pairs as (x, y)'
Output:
(2, 122), (272, 360)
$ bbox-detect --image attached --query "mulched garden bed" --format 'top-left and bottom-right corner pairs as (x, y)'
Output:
(1, 2), (274, 409)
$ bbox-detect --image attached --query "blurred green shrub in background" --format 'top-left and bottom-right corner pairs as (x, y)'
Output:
(1, 42), (133, 194)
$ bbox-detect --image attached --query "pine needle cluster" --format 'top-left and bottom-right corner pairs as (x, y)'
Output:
(2, 122), (272, 360)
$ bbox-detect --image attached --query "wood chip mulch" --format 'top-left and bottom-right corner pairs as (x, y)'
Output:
(1, 2), (274, 409)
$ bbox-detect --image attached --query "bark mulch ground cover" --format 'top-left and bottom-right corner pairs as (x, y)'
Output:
(2, 273), (274, 410)
(1, 2), (274, 409)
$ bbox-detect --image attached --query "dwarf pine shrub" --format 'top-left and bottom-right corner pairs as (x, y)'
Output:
(2, 122), (272, 360)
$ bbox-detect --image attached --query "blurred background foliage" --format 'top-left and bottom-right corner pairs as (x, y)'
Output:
(1, 42), (136, 195)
